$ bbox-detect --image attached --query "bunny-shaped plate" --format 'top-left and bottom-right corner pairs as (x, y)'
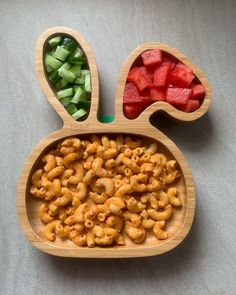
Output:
(17, 27), (211, 258)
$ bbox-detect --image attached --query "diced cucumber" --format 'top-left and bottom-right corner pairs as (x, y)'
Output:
(54, 46), (70, 61)
(79, 100), (91, 109)
(68, 56), (86, 64)
(81, 69), (90, 79)
(49, 36), (62, 48)
(59, 96), (72, 107)
(44, 36), (92, 121)
(84, 74), (91, 93)
(51, 48), (57, 58)
(73, 47), (84, 58)
(58, 62), (71, 74)
(62, 38), (77, 52)
(57, 88), (73, 99)
(45, 53), (63, 70)
(72, 108), (87, 120)
(59, 68), (76, 83)
(49, 70), (61, 83)
(45, 64), (53, 73)
(69, 65), (81, 77)
(55, 78), (69, 90)
(74, 77), (85, 84)
(74, 85), (80, 92)
(60, 78), (69, 89)
(66, 103), (78, 115)
(71, 86), (86, 104)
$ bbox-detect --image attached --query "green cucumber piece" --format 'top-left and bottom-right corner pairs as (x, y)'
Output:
(79, 100), (91, 109)
(59, 68), (76, 83)
(68, 56), (86, 64)
(66, 103), (78, 115)
(59, 96), (72, 107)
(55, 78), (69, 90)
(45, 53), (63, 70)
(58, 62), (71, 73)
(49, 70), (61, 83)
(57, 88), (73, 99)
(49, 36), (62, 48)
(45, 64), (53, 73)
(51, 48), (57, 58)
(62, 38), (77, 53)
(72, 108), (87, 120)
(71, 87), (86, 104)
(73, 47), (84, 58)
(54, 46), (70, 61)
(73, 85), (80, 92)
(74, 77), (85, 84)
(84, 74), (91, 93)
(69, 65), (81, 77)
(81, 69), (90, 79)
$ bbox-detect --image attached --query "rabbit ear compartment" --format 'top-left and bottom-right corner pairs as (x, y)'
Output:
(115, 43), (212, 123)
(35, 26), (100, 124)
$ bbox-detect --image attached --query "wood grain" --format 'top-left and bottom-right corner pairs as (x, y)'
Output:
(15, 27), (213, 258)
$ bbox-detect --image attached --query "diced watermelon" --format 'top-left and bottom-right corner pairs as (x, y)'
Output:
(166, 87), (192, 106)
(127, 67), (151, 91)
(175, 62), (193, 73)
(144, 65), (155, 80)
(123, 83), (142, 104)
(124, 104), (142, 119)
(139, 67), (152, 83)
(163, 57), (176, 70)
(139, 88), (150, 99)
(191, 84), (206, 100)
(141, 97), (152, 108)
(149, 87), (166, 101)
(139, 89), (152, 108)
(168, 67), (195, 87)
(141, 49), (162, 67)
(179, 100), (200, 112)
(153, 62), (172, 87)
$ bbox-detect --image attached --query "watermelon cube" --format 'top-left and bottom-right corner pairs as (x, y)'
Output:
(179, 100), (200, 112)
(191, 84), (206, 100)
(141, 49), (162, 67)
(149, 87), (166, 101)
(123, 83), (141, 104)
(127, 67), (151, 91)
(175, 62), (193, 73)
(168, 67), (195, 87)
(166, 87), (192, 106)
(163, 56), (176, 70)
(153, 62), (172, 87)
(139, 67), (152, 83)
(124, 104), (142, 119)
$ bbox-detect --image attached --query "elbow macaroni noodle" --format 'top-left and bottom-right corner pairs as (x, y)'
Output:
(30, 135), (183, 247)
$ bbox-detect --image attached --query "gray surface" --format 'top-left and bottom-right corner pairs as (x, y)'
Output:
(1, 0), (236, 294)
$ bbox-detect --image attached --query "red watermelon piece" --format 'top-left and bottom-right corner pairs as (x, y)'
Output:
(179, 100), (200, 112)
(153, 62), (172, 87)
(127, 67), (151, 91)
(149, 87), (166, 101)
(139, 67), (152, 83)
(166, 87), (192, 106)
(191, 84), (206, 100)
(175, 62), (193, 73)
(141, 49), (162, 67)
(124, 104), (142, 119)
(163, 56), (176, 70)
(123, 83), (141, 104)
(168, 66), (194, 87)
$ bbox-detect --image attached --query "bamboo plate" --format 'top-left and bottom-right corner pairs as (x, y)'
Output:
(17, 27), (212, 258)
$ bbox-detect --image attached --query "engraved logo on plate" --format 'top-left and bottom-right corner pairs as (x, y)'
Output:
(70, 123), (90, 132)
